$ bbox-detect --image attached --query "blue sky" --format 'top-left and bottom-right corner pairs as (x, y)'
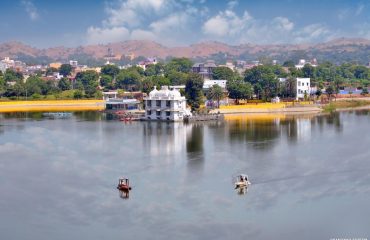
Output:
(0, 0), (369, 48)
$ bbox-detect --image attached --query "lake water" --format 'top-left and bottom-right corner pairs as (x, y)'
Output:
(1, 111), (370, 240)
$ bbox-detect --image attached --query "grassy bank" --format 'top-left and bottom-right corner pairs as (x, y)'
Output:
(0, 100), (105, 113)
(323, 100), (370, 112)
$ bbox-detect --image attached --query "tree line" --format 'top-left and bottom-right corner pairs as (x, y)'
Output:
(1, 58), (370, 109)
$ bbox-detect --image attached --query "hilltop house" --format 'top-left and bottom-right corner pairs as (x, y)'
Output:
(192, 60), (217, 79)
(295, 59), (318, 69)
(137, 57), (157, 71)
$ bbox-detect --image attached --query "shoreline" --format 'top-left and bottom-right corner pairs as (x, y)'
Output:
(210, 106), (323, 114)
(0, 100), (105, 113)
(1, 100), (369, 115)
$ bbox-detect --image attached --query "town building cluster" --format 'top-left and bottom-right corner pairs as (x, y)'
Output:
(2, 54), (369, 116)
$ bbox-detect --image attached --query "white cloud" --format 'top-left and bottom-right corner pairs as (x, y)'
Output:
(203, 10), (252, 37)
(86, 0), (199, 46)
(274, 17), (294, 31)
(338, 4), (365, 20)
(227, 0), (238, 9)
(202, 9), (334, 45)
(150, 13), (190, 33)
(293, 24), (332, 43)
(86, 26), (130, 44)
(130, 29), (157, 41)
(104, 0), (169, 27)
(86, 0), (337, 46)
(21, 0), (39, 21)
(203, 15), (229, 37)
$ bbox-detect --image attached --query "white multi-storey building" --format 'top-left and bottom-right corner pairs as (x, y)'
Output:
(296, 78), (311, 100)
(0, 62), (7, 73)
(144, 86), (191, 121)
(279, 77), (311, 100)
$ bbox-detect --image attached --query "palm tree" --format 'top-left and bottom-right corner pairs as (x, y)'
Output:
(207, 84), (225, 108)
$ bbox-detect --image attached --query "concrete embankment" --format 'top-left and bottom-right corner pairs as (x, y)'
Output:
(0, 100), (105, 113)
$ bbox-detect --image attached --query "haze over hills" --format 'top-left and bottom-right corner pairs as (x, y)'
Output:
(1, 38), (370, 65)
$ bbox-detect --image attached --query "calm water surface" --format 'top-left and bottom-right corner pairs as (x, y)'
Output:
(1, 111), (370, 240)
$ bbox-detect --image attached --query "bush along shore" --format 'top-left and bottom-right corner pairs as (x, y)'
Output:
(322, 99), (370, 113)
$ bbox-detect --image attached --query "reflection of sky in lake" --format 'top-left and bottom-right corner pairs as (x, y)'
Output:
(0, 111), (370, 240)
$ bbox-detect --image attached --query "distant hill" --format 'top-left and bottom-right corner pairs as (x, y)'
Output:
(1, 38), (370, 66)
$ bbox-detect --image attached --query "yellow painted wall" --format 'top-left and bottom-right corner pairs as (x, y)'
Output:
(0, 100), (104, 113)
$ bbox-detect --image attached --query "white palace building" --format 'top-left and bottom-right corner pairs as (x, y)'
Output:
(144, 86), (191, 121)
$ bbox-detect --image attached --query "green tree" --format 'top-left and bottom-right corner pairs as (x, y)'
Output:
(326, 85), (335, 101)
(302, 64), (316, 78)
(212, 66), (235, 80)
(166, 70), (188, 85)
(75, 70), (99, 97)
(45, 67), (58, 76)
(352, 65), (369, 79)
(333, 76), (345, 96)
(245, 66), (278, 100)
(206, 84), (224, 108)
(227, 80), (253, 104)
(142, 78), (155, 94)
(165, 58), (193, 73)
(141, 75), (169, 94)
(46, 80), (58, 94)
(185, 73), (204, 111)
(338, 63), (354, 79)
(283, 60), (295, 68)
(100, 74), (113, 89)
(4, 69), (23, 82)
(73, 90), (83, 99)
(127, 66), (145, 75)
(25, 76), (49, 96)
(153, 76), (170, 87)
(288, 67), (303, 78)
(115, 70), (142, 91)
(59, 64), (73, 77)
(244, 65), (272, 85)
(260, 73), (279, 100)
(144, 63), (164, 76)
(58, 77), (71, 91)
(0, 76), (5, 97)
(279, 77), (296, 98)
(315, 88), (322, 99)
(361, 87), (369, 95)
(101, 64), (120, 78)
(13, 82), (25, 99)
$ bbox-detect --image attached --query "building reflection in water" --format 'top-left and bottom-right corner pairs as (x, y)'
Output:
(225, 114), (283, 150)
(223, 113), (338, 150)
(142, 121), (205, 175)
(311, 112), (343, 133)
(186, 123), (205, 175)
(142, 122), (189, 158)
